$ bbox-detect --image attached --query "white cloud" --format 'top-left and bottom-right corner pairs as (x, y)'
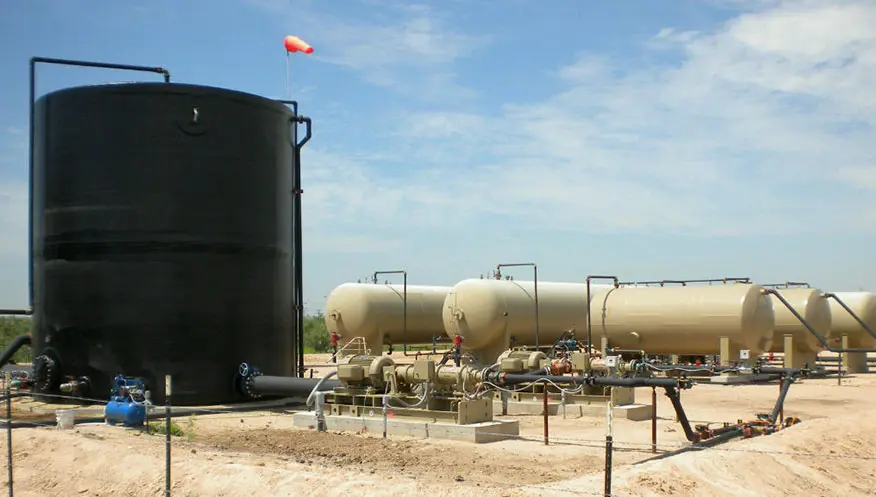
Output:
(381, 0), (876, 236)
(249, 0), (490, 100)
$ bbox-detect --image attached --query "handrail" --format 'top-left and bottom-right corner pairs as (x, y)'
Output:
(372, 270), (412, 355)
(618, 277), (751, 287)
(586, 275), (620, 357)
(496, 263), (539, 348)
(762, 288), (876, 352)
(29, 56), (171, 309)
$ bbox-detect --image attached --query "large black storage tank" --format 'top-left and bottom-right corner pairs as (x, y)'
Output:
(31, 82), (296, 405)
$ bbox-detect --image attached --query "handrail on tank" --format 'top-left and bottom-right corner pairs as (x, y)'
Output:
(618, 277), (751, 287)
(821, 292), (876, 341)
(496, 263), (540, 348)
(585, 275), (620, 358)
(28, 56), (172, 310)
(763, 282), (811, 289)
(762, 288), (876, 353)
(372, 270), (414, 356)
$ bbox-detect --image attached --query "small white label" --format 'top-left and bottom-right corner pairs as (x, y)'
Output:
(739, 350), (750, 360)
(605, 356), (619, 368)
(165, 375), (172, 396)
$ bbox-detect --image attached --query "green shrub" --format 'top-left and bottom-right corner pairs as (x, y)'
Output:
(303, 312), (330, 353)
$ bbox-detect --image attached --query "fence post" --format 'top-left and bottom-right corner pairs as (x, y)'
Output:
(604, 388), (613, 497)
(165, 375), (172, 497)
(6, 371), (12, 497)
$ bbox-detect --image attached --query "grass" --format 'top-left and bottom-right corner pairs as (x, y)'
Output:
(147, 413), (197, 441)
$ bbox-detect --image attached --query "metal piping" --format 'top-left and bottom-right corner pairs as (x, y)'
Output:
(0, 335), (31, 369)
(821, 292), (876, 341)
(496, 263), (539, 348)
(250, 375), (341, 397)
(769, 376), (793, 424)
(662, 386), (699, 442)
(617, 277), (751, 287)
(289, 112), (312, 377)
(372, 270), (414, 355)
(0, 310), (32, 316)
(762, 281), (811, 289)
(491, 372), (692, 390)
(28, 56), (171, 310)
(585, 275), (619, 357)
(763, 288), (876, 353)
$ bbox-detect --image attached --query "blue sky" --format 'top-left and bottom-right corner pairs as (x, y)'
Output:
(0, 0), (874, 313)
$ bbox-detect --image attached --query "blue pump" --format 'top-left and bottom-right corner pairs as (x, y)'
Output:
(104, 375), (149, 427)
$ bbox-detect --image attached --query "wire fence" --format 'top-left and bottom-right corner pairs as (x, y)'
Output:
(1, 379), (875, 497)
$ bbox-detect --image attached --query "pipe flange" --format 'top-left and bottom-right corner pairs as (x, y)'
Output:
(33, 354), (58, 392)
(243, 370), (263, 400)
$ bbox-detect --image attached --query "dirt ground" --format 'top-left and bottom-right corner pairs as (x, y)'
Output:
(2, 355), (875, 496)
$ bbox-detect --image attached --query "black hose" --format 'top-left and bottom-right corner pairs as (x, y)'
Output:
(0, 335), (31, 368)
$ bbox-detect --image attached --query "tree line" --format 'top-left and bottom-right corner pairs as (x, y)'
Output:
(0, 314), (333, 362)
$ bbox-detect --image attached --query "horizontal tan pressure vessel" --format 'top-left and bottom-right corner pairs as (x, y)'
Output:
(442, 279), (614, 361)
(768, 288), (830, 353)
(325, 283), (451, 351)
(589, 284), (774, 355)
(827, 292), (876, 348)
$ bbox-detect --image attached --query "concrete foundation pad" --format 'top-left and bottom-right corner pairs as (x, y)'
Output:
(707, 374), (776, 384)
(492, 401), (652, 421)
(291, 412), (519, 443)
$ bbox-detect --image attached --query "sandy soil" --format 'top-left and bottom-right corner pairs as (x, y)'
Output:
(1, 363), (875, 496)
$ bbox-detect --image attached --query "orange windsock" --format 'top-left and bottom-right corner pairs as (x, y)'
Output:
(284, 35), (314, 54)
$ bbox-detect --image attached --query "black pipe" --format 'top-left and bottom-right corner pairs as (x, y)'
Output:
(770, 376), (793, 424)
(662, 386), (699, 442)
(29, 56), (170, 309)
(763, 289), (876, 353)
(373, 270), (412, 355)
(817, 356), (876, 363)
(0, 310), (31, 316)
(0, 335), (30, 369)
(496, 263), (539, 348)
(276, 99), (299, 115)
(290, 114), (311, 377)
(250, 375), (341, 397)
(822, 292), (876, 341)
(586, 275), (620, 357)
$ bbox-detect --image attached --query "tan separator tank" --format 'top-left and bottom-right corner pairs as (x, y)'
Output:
(325, 283), (451, 353)
(588, 284), (774, 360)
(442, 278), (614, 364)
(827, 292), (876, 349)
(767, 288), (830, 363)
